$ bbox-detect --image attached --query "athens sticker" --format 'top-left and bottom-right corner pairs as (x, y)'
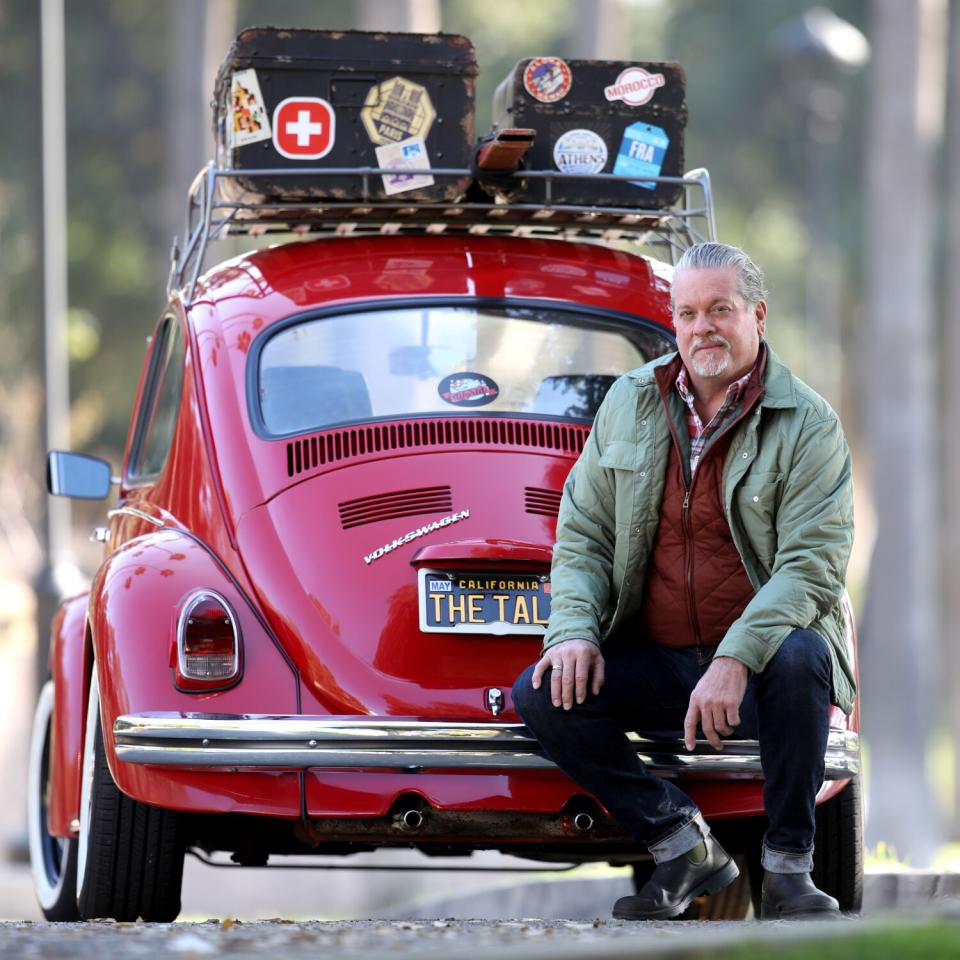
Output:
(375, 136), (435, 195)
(229, 69), (271, 148)
(361, 76), (436, 146)
(523, 57), (572, 103)
(553, 129), (608, 174)
(438, 373), (500, 407)
(604, 66), (666, 106)
(613, 122), (670, 189)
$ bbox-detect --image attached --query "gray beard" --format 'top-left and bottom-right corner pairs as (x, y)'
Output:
(690, 345), (732, 378)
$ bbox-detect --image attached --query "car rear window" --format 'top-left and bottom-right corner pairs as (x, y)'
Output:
(255, 304), (672, 437)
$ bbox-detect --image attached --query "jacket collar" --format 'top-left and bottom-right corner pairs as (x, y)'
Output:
(757, 344), (797, 409)
(627, 340), (797, 410)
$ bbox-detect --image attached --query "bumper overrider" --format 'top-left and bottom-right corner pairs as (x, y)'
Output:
(113, 715), (860, 778)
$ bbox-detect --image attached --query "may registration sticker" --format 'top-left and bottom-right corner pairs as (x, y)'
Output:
(417, 569), (551, 636)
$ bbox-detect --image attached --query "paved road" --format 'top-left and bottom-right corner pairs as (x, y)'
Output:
(0, 915), (940, 960)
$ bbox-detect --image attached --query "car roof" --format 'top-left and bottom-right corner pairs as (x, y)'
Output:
(189, 233), (672, 325)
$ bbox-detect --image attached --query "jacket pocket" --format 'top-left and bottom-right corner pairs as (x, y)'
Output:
(599, 441), (638, 529)
(735, 470), (783, 563)
(598, 441), (638, 471)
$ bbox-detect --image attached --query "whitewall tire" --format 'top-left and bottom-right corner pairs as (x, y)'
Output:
(27, 679), (79, 921)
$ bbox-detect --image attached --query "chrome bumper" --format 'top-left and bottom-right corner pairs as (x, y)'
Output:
(113, 714), (860, 779)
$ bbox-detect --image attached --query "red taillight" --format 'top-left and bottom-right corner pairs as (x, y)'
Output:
(177, 591), (240, 687)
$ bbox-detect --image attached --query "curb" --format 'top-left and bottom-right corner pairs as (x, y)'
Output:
(387, 871), (960, 920)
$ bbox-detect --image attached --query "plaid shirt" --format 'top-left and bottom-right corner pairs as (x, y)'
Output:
(676, 364), (756, 475)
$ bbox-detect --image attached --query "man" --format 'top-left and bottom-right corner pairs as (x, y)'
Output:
(512, 242), (855, 921)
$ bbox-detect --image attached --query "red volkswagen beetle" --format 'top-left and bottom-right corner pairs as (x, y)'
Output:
(28, 77), (861, 923)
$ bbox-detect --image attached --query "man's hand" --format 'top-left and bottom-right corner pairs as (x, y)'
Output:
(531, 638), (605, 710)
(684, 656), (749, 752)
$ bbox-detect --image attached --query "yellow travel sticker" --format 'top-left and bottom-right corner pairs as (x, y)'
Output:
(361, 76), (436, 146)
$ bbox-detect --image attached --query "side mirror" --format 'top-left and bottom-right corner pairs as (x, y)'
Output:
(47, 451), (113, 500)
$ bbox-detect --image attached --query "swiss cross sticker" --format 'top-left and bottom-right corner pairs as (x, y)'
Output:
(272, 97), (336, 160)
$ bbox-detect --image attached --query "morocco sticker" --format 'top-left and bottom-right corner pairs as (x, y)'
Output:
(604, 66), (666, 106)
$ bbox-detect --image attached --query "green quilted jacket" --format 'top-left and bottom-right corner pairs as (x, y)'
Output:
(544, 344), (856, 714)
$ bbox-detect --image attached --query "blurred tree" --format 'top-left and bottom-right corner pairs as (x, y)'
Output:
(163, 0), (237, 277)
(572, 0), (630, 59)
(662, 0), (868, 409)
(357, 0), (440, 32)
(0, 1), (45, 582)
(944, 0), (960, 840)
(862, 0), (945, 866)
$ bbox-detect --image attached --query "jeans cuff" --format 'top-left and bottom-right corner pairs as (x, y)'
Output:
(761, 843), (813, 874)
(648, 811), (711, 864)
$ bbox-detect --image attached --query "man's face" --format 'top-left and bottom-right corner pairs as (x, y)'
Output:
(671, 266), (766, 384)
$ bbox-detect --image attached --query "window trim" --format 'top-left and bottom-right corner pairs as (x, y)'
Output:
(245, 296), (675, 441)
(125, 314), (186, 484)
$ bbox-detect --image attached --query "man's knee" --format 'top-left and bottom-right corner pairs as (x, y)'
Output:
(512, 662), (551, 725)
(766, 629), (831, 683)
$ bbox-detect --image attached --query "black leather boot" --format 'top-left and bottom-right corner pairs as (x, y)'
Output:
(760, 871), (840, 920)
(612, 835), (739, 920)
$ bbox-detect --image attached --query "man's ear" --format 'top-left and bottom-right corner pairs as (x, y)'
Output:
(754, 300), (767, 337)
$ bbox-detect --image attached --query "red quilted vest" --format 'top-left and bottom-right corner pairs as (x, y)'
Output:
(637, 357), (764, 650)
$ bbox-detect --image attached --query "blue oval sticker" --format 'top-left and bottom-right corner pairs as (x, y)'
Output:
(438, 372), (500, 407)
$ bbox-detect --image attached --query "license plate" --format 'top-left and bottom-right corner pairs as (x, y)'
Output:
(417, 569), (551, 635)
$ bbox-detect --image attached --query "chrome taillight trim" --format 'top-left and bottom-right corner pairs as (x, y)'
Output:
(176, 589), (241, 684)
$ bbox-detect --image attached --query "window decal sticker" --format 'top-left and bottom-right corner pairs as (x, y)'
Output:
(438, 373), (500, 407)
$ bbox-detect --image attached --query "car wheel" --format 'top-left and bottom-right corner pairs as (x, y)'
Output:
(76, 664), (186, 921)
(812, 777), (863, 912)
(28, 679), (80, 921)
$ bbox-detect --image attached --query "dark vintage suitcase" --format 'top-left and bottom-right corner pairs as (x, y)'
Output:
(491, 58), (687, 208)
(213, 27), (478, 203)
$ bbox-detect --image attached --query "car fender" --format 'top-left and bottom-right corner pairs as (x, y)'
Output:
(48, 593), (92, 838)
(86, 527), (302, 816)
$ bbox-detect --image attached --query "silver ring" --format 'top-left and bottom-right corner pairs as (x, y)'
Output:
(554, 663), (563, 671)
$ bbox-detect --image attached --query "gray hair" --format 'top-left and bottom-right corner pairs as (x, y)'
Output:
(671, 242), (768, 309)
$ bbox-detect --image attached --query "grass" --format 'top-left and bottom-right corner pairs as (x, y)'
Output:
(714, 921), (960, 960)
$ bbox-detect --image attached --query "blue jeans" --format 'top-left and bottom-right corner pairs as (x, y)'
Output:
(512, 629), (832, 873)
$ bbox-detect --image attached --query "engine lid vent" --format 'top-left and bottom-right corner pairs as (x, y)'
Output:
(339, 485), (453, 530)
(525, 487), (563, 517)
(285, 417), (590, 478)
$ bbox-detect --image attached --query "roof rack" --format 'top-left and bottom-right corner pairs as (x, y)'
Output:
(169, 164), (716, 305)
